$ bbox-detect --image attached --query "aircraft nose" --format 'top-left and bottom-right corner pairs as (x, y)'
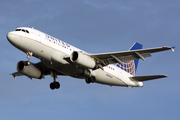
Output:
(7, 32), (14, 43)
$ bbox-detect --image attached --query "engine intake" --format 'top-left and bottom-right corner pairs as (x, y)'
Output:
(17, 61), (42, 79)
(70, 51), (96, 69)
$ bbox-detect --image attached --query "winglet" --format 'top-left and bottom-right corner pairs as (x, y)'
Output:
(171, 46), (175, 52)
(12, 74), (16, 79)
(11, 72), (23, 79)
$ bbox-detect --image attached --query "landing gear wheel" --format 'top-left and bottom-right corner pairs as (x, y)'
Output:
(85, 76), (95, 84)
(50, 82), (60, 90)
(26, 61), (31, 66)
(50, 71), (60, 90)
(50, 82), (55, 90)
(85, 78), (91, 84)
(54, 82), (60, 89)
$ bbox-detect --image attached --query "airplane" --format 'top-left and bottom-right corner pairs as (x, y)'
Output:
(7, 27), (175, 90)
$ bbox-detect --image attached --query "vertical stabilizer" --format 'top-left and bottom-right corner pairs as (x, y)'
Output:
(117, 42), (143, 76)
(129, 42), (143, 72)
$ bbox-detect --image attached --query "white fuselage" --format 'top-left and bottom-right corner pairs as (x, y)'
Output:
(7, 27), (143, 87)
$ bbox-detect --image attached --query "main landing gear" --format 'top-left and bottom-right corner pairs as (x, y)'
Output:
(85, 76), (95, 84)
(50, 71), (60, 90)
(26, 51), (60, 90)
(50, 82), (60, 90)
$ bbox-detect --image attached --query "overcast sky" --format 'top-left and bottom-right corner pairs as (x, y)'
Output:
(0, 0), (180, 120)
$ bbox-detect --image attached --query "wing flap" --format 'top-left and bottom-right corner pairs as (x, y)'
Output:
(105, 53), (151, 64)
(129, 75), (167, 82)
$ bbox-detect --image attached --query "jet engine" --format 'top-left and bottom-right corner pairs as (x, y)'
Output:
(17, 61), (42, 79)
(70, 51), (96, 69)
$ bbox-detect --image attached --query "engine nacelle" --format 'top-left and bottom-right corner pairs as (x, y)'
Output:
(70, 51), (96, 69)
(17, 61), (42, 79)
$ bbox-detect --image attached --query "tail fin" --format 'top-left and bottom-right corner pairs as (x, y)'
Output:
(117, 42), (143, 76)
(129, 42), (143, 72)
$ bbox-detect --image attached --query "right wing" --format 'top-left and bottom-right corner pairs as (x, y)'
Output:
(91, 46), (175, 66)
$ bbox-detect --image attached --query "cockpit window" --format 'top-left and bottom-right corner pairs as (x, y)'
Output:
(26, 30), (29, 33)
(15, 29), (21, 31)
(15, 29), (29, 34)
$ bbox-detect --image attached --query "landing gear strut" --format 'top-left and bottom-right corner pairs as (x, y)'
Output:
(26, 51), (33, 65)
(50, 71), (60, 90)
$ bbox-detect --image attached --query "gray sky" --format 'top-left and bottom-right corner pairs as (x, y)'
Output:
(0, 0), (179, 120)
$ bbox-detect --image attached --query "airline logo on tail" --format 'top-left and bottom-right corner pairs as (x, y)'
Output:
(116, 42), (143, 76)
(117, 60), (136, 76)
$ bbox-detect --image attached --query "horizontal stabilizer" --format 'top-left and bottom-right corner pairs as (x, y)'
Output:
(129, 75), (167, 82)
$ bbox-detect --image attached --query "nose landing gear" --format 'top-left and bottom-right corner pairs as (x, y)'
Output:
(26, 51), (33, 65)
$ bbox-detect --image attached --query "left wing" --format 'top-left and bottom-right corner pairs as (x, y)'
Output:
(91, 46), (175, 65)
(11, 61), (65, 79)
